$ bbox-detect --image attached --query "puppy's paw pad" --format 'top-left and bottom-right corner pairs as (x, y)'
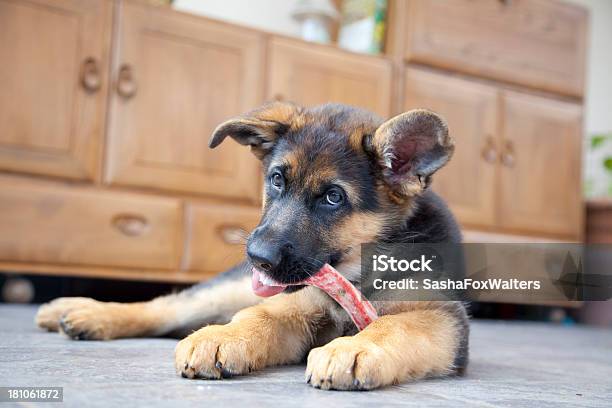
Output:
(306, 337), (393, 391)
(175, 325), (261, 380)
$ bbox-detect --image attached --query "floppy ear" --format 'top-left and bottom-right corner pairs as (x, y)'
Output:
(370, 109), (454, 197)
(209, 102), (303, 159)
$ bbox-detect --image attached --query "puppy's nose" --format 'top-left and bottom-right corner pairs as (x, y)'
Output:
(247, 242), (282, 272)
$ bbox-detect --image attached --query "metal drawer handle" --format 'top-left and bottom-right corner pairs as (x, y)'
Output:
(218, 225), (247, 245)
(112, 214), (149, 236)
(80, 57), (101, 93)
(116, 64), (137, 99)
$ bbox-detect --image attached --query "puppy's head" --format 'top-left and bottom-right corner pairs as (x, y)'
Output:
(210, 102), (453, 295)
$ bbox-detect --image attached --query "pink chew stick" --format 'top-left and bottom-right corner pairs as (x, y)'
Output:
(304, 264), (378, 331)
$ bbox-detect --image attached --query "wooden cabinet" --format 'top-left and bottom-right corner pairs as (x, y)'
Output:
(105, 2), (264, 202)
(267, 38), (393, 117)
(0, 0), (112, 180)
(0, 0), (588, 284)
(185, 203), (261, 273)
(0, 176), (183, 269)
(403, 68), (583, 239)
(403, 68), (498, 227)
(499, 91), (583, 237)
(400, 0), (587, 97)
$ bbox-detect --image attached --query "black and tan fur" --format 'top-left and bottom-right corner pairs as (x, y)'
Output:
(36, 102), (469, 390)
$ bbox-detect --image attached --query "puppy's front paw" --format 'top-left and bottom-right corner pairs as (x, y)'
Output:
(35, 297), (101, 332)
(306, 337), (395, 390)
(175, 325), (265, 379)
(58, 304), (118, 340)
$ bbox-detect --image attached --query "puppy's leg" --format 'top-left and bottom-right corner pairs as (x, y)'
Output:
(175, 286), (340, 379)
(35, 263), (262, 340)
(306, 302), (469, 390)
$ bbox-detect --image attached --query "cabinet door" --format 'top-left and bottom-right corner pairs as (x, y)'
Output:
(0, 0), (112, 180)
(499, 91), (583, 238)
(106, 2), (264, 202)
(403, 68), (498, 228)
(404, 0), (587, 97)
(268, 38), (392, 117)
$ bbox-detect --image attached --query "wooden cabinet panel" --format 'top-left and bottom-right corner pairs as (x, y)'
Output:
(0, 176), (183, 269)
(185, 203), (260, 272)
(0, 0), (112, 180)
(403, 68), (498, 228)
(586, 200), (612, 243)
(268, 38), (392, 117)
(404, 0), (587, 97)
(499, 91), (583, 238)
(106, 2), (264, 201)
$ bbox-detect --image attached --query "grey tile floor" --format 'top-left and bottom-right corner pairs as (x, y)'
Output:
(0, 304), (611, 407)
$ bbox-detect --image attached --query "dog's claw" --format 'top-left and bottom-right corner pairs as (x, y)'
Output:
(220, 367), (233, 378)
(59, 317), (68, 331)
(215, 361), (223, 369)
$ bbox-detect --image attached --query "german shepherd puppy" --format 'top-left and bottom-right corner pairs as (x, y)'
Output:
(36, 102), (469, 390)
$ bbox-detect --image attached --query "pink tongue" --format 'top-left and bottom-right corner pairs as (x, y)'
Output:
(251, 268), (286, 297)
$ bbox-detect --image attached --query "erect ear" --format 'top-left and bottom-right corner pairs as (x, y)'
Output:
(370, 109), (454, 198)
(208, 101), (303, 159)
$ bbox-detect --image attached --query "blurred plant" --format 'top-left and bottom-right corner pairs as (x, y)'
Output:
(596, 134), (612, 175)
(585, 133), (612, 197)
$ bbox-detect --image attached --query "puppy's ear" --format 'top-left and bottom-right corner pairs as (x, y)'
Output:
(209, 102), (303, 159)
(370, 109), (454, 197)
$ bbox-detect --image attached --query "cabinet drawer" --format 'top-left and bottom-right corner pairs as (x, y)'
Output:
(404, 0), (587, 97)
(185, 203), (260, 272)
(0, 176), (182, 269)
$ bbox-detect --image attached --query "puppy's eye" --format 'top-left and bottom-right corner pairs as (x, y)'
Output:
(325, 188), (344, 206)
(270, 172), (284, 189)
